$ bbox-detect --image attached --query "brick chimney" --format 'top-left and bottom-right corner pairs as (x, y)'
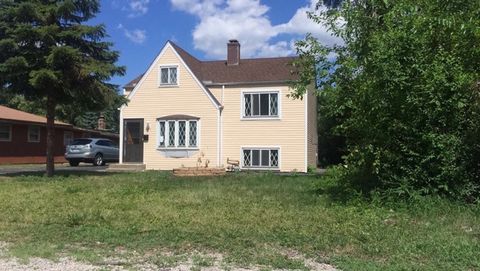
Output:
(97, 113), (106, 130)
(227, 39), (240, 66)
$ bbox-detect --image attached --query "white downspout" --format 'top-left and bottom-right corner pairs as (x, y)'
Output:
(304, 91), (308, 173)
(119, 106), (124, 164)
(217, 110), (220, 167)
(220, 85), (225, 167)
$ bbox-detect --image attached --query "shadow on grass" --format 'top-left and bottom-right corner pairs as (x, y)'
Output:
(2, 170), (123, 178)
(310, 166), (382, 205)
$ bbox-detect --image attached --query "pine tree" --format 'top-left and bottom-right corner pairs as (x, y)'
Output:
(0, 0), (125, 176)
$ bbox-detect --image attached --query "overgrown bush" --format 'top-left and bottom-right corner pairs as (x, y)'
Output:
(293, 0), (480, 201)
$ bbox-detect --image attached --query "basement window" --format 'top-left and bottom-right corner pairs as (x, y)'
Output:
(242, 148), (279, 169)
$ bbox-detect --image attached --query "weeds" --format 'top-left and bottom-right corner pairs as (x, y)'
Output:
(0, 171), (477, 270)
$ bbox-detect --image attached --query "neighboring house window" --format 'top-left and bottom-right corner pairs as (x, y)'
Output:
(0, 124), (12, 141)
(243, 92), (279, 118)
(28, 125), (40, 142)
(157, 119), (198, 148)
(159, 66), (178, 85)
(242, 148), (279, 168)
(64, 131), (74, 146)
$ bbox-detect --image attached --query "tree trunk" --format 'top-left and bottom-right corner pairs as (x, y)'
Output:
(46, 96), (56, 177)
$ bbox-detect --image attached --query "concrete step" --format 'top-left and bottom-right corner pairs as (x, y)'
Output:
(107, 163), (146, 172)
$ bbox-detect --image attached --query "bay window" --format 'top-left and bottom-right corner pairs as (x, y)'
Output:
(157, 119), (198, 149)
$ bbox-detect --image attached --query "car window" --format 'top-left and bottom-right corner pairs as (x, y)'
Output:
(71, 139), (92, 145)
(96, 140), (109, 146)
(106, 140), (116, 147)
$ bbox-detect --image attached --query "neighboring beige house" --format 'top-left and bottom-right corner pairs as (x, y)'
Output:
(120, 40), (317, 172)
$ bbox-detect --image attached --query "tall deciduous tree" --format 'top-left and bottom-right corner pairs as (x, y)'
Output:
(293, 0), (480, 199)
(0, 0), (125, 176)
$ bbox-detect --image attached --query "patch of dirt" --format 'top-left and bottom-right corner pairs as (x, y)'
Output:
(0, 257), (102, 271)
(0, 242), (339, 271)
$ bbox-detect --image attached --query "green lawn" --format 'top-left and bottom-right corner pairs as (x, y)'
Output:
(0, 171), (478, 270)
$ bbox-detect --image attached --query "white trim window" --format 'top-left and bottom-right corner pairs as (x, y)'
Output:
(157, 119), (198, 149)
(28, 125), (40, 142)
(243, 92), (279, 119)
(0, 123), (12, 141)
(242, 148), (279, 169)
(159, 65), (178, 86)
(64, 131), (74, 146)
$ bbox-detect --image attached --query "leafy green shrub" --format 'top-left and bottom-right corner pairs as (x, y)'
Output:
(314, 165), (379, 202)
(294, 0), (480, 201)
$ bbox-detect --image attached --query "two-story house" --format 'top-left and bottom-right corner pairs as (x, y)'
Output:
(120, 40), (317, 172)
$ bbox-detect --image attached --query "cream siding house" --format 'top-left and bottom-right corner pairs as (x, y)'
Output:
(120, 40), (317, 172)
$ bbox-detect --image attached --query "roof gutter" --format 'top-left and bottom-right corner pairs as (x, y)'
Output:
(0, 119), (73, 128)
(204, 80), (292, 87)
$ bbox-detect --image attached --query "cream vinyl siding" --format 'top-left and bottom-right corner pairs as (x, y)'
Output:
(122, 46), (218, 170)
(211, 84), (306, 172)
(307, 87), (318, 167)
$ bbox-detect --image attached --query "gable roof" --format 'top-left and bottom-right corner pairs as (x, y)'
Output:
(124, 41), (298, 89)
(0, 105), (71, 127)
(122, 41), (222, 109)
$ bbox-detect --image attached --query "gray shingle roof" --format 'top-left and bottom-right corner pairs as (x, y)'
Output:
(123, 41), (298, 106)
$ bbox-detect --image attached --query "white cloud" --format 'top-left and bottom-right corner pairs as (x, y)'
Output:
(170, 0), (223, 16)
(128, 0), (150, 17)
(118, 24), (147, 44)
(112, 0), (150, 17)
(170, 0), (341, 59)
(276, 2), (342, 46)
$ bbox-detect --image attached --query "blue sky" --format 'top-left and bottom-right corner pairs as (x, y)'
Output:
(91, 0), (339, 88)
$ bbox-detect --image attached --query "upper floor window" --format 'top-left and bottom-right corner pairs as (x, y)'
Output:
(28, 125), (40, 142)
(159, 66), (178, 85)
(157, 118), (198, 149)
(0, 123), (12, 141)
(243, 92), (279, 119)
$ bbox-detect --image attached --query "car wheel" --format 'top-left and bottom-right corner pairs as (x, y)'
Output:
(93, 153), (104, 166)
(69, 160), (79, 167)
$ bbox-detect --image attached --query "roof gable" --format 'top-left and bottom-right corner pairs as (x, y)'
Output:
(123, 41), (221, 110)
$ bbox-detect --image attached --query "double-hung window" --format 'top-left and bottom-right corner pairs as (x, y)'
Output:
(157, 119), (198, 149)
(243, 92), (279, 118)
(28, 125), (40, 142)
(159, 66), (178, 85)
(0, 123), (11, 141)
(242, 148), (279, 169)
